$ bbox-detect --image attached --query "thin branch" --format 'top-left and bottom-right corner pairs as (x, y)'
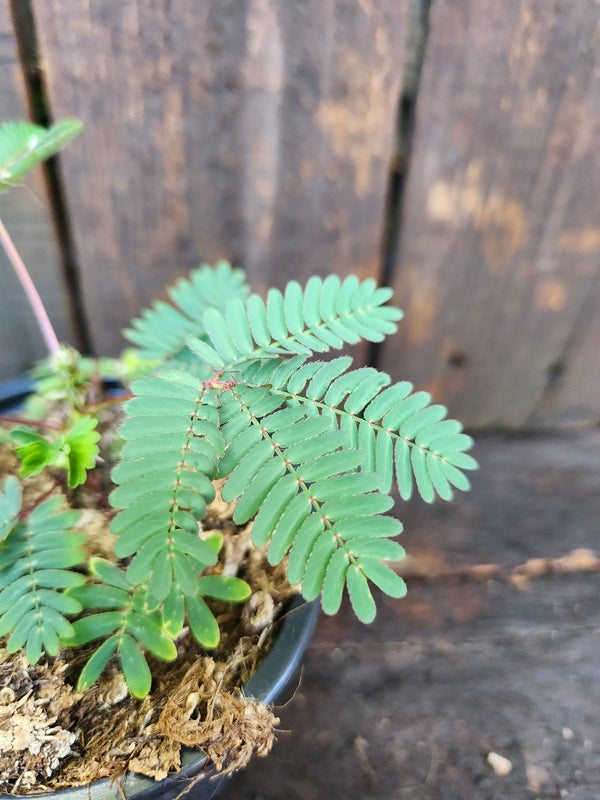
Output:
(19, 477), (62, 519)
(0, 414), (63, 431)
(85, 393), (134, 412)
(0, 215), (60, 355)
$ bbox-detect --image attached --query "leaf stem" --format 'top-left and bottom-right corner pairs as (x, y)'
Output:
(0, 413), (63, 431)
(0, 216), (60, 355)
(85, 393), (134, 412)
(18, 477), (62, 519)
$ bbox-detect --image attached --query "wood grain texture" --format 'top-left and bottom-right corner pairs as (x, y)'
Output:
(33, 0), (409, 356)
(379, 0), (600, 428)
(0, 5), (74, 380)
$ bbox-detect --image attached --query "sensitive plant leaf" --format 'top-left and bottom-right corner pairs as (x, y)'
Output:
(0, 495), (86, 663)
(359, 558), (407, 599)
(321, 549), (349, 616)
(346, 566), (376, 624)
(67, 584), (131, 610)
(440, 460), (472, 491)
(286, 516), (324, 585)
(77, 636), (119, 692)
(25, 627), (43, 664)
(302, 533), (336, 602)
(172, 550), (200, 596)
(148, 553), (173, 604)
(64, 611), (123, 646)
(267, 493), (312, 566)
(85, 267), (476, 644)
(232, 459), (286, 524)
(61, 415), (100, 487)
(266, 288), (288, 341)
(0, 119), (82, 193)
(125, 612), (177, 661)
(186, 594), (220, 649)
(346, 538), (405, 561)
(89, 558), (132, 591)
(375, 430), (394, 494)
(226, 297), (255, 354)
(124, 261), (249, 367)
(119, 634), (152, 699)
(11, 429), (57, 478)
(41, 624), (60, 657)
(183, 337), (225, 370)
(196, 575), (251, 602)
(251, 475), (299, 547)
(163, 587), (185, 637)
(5, 610), (38, 651)
(411, 446), (434, 503)
(246, 294), (271, 347)
(34, 588), (81, 615)
(203, 307), (239, 362)
(426, 454), (454, 501)
(284, 280), (305, 334)
(395, 439), (413, 501)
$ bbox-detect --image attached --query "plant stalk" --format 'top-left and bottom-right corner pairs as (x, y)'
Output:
(85, 393), (134, 412)
(0, 414), (63, 431)
(0, 216), (60, 355)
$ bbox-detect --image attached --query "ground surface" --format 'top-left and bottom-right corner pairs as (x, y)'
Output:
(224, 431), (600, 800)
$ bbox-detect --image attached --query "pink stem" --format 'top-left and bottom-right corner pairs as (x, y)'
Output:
(0, 216), (60, 355)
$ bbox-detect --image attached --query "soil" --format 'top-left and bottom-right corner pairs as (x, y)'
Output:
(225, 431), (600, 800)
(0, 438), (296, 794)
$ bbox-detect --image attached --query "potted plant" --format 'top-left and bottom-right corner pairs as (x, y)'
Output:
(0, 121), (477, 797)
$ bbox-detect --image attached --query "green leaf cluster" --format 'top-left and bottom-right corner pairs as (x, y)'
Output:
(187, 274), (402, 371)
(0, 482), (86, 664)
(2, 266), (476, 700)
(11, 415), (100, 488)
(106, 371), (250, 656)
(110, 274), (477, 628)
(123, 261), (250, 373)
(64, 559), (178, 699)
(0, 120), (82, 193)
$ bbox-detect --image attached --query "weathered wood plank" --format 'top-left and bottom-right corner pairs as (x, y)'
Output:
(0, 5), (74, 380)
(531, 248), (600, 426)
(379, 0), (600, 428)
(33, 0), (409, 356)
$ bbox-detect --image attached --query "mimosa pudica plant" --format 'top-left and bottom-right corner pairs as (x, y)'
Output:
(0, 120), (477, 701)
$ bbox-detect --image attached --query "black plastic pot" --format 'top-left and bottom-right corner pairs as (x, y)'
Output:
(0, 380), (320, 799)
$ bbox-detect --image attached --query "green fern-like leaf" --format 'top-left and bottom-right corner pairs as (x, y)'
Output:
(65, 559), (178, 697)
(108, 368), (251, 664)
(123, 261), (250, 372)
(187, 274), (404, 370)
(212, 380), (405, 621)
(110, 370), (221, 597)
(237, 356), (477, 504)
(68, 557), (249, 696)
(113, 273), (476, 627)
(0, 495), (86, 663)
(0, 120), (82, 193)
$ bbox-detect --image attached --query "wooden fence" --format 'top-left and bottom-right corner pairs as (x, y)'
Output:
(1, 0), (599, 429)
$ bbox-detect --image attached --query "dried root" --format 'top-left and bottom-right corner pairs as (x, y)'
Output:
(160, 658), (278, 773)
(0, 653), (77, 791)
